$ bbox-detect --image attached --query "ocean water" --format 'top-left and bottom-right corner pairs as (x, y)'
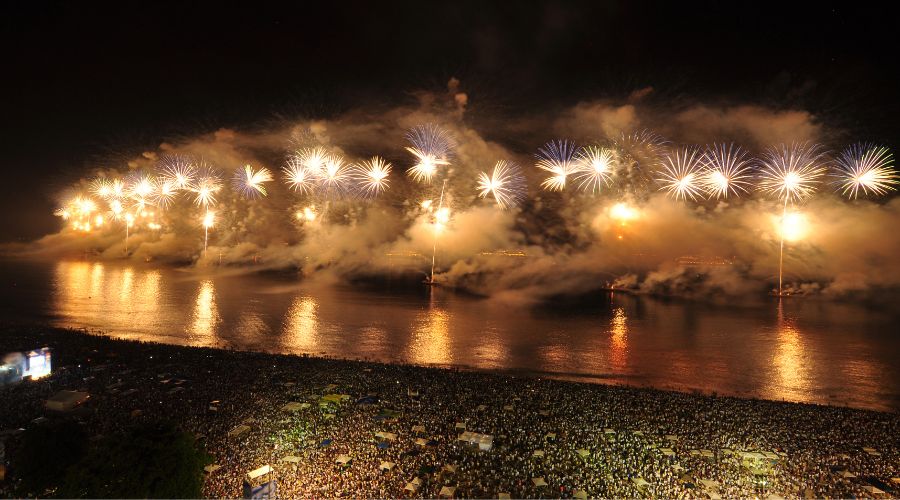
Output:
(1, 258), (898, 412)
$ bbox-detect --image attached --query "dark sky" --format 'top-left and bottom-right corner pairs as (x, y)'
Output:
(2, 0), (898, 241)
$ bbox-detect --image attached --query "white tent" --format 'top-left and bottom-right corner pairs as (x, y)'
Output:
(458, 431), (493, 451)
(533, 450), (545, 458)
(532, 477), (548, 487)
(574, 490), (588, 499)
(228, 425), (251, 438)
(335, 454), (352, 465)
(247, 465), (272, 480)
(379, 461), (395, 471)
(577, 449), (590, 458)
(660, 448), (675, 457)
(281, 402), (309, 412)
(45, 390), (90, 412)
(455, 422), (467, 430)
(404, 477), (422, 492)
(443, 464), (458, 473)
(439, 486), (457, 497)
(375, 431), (398, 441)
(412, 425), (426, 434)
(632, 478), (649, 490)
(204, 464), (221, 473)
(280, 456), (301, 463)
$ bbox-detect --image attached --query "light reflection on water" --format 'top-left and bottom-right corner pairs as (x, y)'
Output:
(190, 280), (219, 345)
(3, 259), (898, 412)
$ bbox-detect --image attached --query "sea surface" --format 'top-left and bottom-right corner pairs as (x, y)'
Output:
(2, 258), (899, 412)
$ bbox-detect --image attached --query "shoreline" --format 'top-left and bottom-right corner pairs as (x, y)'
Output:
(29, 322), (891, 414)
(2, 324), (900, 498)
(53, 323), (897, 414)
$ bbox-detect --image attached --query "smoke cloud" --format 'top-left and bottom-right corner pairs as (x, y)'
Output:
(11, 81), (900, 302)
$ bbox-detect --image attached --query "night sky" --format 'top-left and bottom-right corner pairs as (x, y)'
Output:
(2, 0), (897, 241)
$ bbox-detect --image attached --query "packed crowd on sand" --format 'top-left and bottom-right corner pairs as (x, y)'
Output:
(2, 326), (900, 499)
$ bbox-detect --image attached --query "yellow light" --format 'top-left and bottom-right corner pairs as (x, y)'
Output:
(435, 207), (450, 225)
(780, 211), (807, 242)
(610, 202), (638, 225)
(296, 207), (317, 221)
(203, 211), (215, 228)
(124, 213), (135, 227)
(94, 215), (104, 226)
(420, 199), (433, 211)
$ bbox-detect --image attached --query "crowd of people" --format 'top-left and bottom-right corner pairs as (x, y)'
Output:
(2, 325), (899, 498)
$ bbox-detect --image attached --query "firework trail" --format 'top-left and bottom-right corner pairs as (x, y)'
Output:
(477, 160), (527, 209)
(832, 143), (898, 199)
(700, 143), (754, 199)
(536, 140), (578, 191)
(657, 146), (704, 201)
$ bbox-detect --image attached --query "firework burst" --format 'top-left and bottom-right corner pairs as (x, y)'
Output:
(282, 155), (318, 195)
(657, 146), (705, 201)
(701, 143), (754, 199)
(154, 179), (178, 209)
(405, 123), (454, 183)
(536, 140), (578, 191)
(573, 146), (618, 193)
(233, 164), (273, 198)
(758, 143), (828, 204)
(353, 156), (392, 197)
(293, 147), (329, 175)
(90, 178), (114, 199)
(832, 143), (898, 199)
(477, 160), (527, 209)
(191, 172), (222, 208)
(160, 155), (197, 189)
(318, 153), (353, 198)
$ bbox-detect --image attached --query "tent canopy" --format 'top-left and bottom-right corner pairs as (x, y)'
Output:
(247, 465), (272, 480)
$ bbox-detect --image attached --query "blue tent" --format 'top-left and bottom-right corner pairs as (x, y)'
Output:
(243, 480), (276, 499)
